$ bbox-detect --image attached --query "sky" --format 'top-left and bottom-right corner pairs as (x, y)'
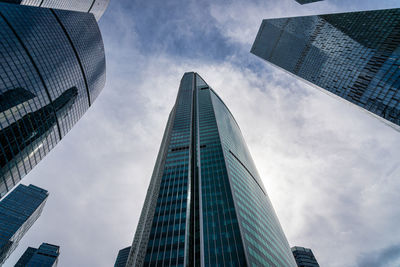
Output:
(4, 0), (400, 266)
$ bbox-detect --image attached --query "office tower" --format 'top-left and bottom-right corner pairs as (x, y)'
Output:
(0, 3), (106, 197)
(126, 72), (296, 266)
(15, 243), (60, 266)
(0, 0), (110, 20)
(251, 8), (400, 131)
(0, 184), (48, 265)
(114, 246), (131, 267)
(14, 247), (36, 266)
(291, 247), (320, 267)
(294, 0), (323, 4)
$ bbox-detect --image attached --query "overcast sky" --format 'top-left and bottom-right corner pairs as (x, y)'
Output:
(4, 0), (400, 266)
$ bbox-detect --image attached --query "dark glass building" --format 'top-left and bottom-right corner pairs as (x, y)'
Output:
(15, 243), (60, 266)
(0, 0), (110, 20)
(14, 247), (36, 266)
(291, 246), (320, 267)
(0, 3), (106, 197)
(251, 8), (400, 131)
(114, 246), (131, 267)
(294, 0), (323, 4)
(0, 184), (48, 265)
(125, 73), (296, 266)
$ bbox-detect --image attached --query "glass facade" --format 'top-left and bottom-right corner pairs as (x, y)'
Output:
(0, 0), (110, 20)
(291, 246), (320, 267)
(15, 242), (60, 266)
(126, 73), (296, 266)
(251, 8), (400, 131)
(0, 3), (106, 197)
(294, 0), (323, 4)
(114, 246), (131, 267)
(0, 184), (48, 265)
(14, 247), (36, 266)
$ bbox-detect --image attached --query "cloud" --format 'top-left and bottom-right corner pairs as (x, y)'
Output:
(357, 244), (400, 267)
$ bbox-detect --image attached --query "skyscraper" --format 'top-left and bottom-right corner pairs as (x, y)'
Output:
(0, 0), (110, 20)
(14, 247), (37, 266)
(251, 8), (400, 131)
(114, 246), (131, 267)
(126, 73), (296, 266)
(294, 0), (323, 4)
(15, 243), (60, 266)
(291, 246), (320, 267)
(0, 184), (48, 265)
(0, 3), (106, 197)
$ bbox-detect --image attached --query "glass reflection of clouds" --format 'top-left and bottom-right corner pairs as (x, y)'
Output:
(0, 3), (106, 197)
(252, 8), (400, 131)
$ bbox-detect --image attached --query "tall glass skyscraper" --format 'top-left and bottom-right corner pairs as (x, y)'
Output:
(125, 73), (296, 266)
(114, 246), (131, 267)
(15, 243), (60, 266)
(0, 3), (106, 197)
(251, 8), (400, 131)
(291, 246), (320, 267)
(0, 0), (110, 20)
(0, 184), (48, 265)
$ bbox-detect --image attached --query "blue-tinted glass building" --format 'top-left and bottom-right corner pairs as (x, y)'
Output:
(291, 246), (320, 267)
(0, 0), (110, 20)
(251, 8), (400, 131)
(15, 243), (60, 266)
(126, 73), (296, 266)
(294, 0), (323, 4)
(14, 247), (36, 266)
(114, 246), (131, 267)
(0, 184), (48, 265)
(0, 3), (106, 197)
